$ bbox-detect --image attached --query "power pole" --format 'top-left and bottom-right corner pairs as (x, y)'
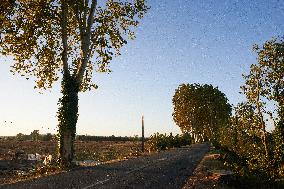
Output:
(142, 115), (145, 152)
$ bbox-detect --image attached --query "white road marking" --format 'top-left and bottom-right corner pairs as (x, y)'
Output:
(82, 178), (110, 189)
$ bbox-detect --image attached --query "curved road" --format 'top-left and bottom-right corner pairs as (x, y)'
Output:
(1, 143), (209, 189)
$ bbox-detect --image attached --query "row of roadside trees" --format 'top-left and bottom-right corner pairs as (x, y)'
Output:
(172, 37), (284, 184)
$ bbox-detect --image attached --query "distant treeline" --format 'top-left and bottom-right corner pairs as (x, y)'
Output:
(76, 135), (146, 142)
(0, 131), (145, 142)
(15, 130), (53, 141)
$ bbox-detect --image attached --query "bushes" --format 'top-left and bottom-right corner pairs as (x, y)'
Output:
(147, 132), (192, 152)
(76, 135), (140, 142)
(214, 115), (284, 186)
(15, 132), (55, 141)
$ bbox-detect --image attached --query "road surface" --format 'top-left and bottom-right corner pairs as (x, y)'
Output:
(1, 143), (209, 189)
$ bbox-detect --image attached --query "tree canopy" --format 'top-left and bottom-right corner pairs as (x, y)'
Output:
(0, 0), (15, 32)
(172, 83), (232, 142)
(0, 0), (149, 91)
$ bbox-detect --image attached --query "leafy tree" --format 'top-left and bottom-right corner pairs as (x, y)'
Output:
(30, 130), (40, 141)
(0, 0), (15, 30)
(172, 83), (232, 142)
(0, 0), (149, 167)
(234, 103), (266, 164)
(41, 133), (53, 141)
(219, 38), (284, 180)
(0, 0), (15, 47)
(253, 38), (284, 168)
(241, 37), (284, 161)
(16, 133), (25, 141)
(241, 65), (270, 160)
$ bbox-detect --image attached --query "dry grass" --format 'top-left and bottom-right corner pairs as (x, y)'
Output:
(74, 140), (145, 161)
(0, 140), (145, 161)
(0, 139), (147, 185)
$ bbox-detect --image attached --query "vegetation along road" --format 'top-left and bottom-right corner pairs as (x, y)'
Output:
(0, 143), (209, 189)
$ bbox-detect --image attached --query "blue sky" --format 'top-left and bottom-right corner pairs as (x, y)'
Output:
(0, 0), (283, 136)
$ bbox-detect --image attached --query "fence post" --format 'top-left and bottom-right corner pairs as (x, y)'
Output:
(142, 115), (145, 152)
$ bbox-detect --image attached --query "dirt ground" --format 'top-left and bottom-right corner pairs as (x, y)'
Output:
(183, 146), (235, 189)
(0, 140), (144, 161)
(0, 139), (145, 185)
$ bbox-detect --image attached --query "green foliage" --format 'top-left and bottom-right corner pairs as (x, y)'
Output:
(147, 132), (192, 152)
(30, 130), (40, 141)
(251, 37), (284, 106)
(172, 83), (232, 142)
(219, 113), (271, 177)
(76, 135), (141, 142)
(216, 37), (284, 183)
(16, 133), (25, 141)
(241, 37), (284, 159)
(217, 102), (279, 181)
(41, 133), (54, 141)
(0, 0), (149, 91)
(272, 111), (284, 178)
(15, 132), (55, 141)
(0, 0), (15, 32)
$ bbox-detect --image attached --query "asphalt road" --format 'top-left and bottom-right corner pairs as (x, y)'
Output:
(1, 143), (209, 189)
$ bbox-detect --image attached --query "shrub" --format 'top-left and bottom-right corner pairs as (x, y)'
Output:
(147, 132), (192, 152)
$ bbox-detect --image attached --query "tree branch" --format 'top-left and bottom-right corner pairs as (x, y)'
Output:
(74, 4), (84, 44)
(61, 0), (69, 76)
(76, 0), (97, 85)
(83, 0), (88, 30)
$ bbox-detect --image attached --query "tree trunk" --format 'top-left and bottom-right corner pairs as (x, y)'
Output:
(57, 74), (79, 168)
(141, 115), (145, 152)
(276, 106), (284, 162)
(256, 99), (269, 160)
(255, 103), (269, 161)
(255, 80), (269, 160)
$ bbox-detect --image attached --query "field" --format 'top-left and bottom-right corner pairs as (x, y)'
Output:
(0, 139), (148, 184)
(0, 139), (146, 162)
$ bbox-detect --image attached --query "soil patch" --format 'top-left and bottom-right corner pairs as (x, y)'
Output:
(183, 147), (236, 189)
